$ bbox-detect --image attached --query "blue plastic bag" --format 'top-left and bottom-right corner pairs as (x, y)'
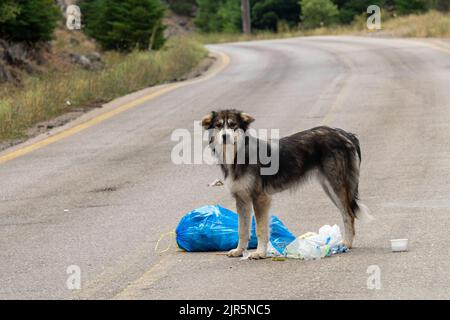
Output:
(176, 205), (296, 254)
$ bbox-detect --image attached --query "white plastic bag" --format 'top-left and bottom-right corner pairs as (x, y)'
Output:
(283, 225), (347, 260)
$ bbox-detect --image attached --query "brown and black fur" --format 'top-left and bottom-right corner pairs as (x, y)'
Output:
(202, 109), (371, 259)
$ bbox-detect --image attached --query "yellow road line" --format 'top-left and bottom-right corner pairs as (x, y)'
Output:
(0, 51), (230, 166)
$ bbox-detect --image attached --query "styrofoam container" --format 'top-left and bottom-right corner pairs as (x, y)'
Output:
(390, 239), (408, 252)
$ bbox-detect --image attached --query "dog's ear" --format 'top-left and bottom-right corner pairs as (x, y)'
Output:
(240, 112), (255, 125)
(201, 111), (216, 129)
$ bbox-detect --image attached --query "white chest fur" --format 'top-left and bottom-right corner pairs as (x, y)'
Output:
(225, 173), (254, 196)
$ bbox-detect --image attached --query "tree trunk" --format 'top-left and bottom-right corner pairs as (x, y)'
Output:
(241, 0), (251, 34)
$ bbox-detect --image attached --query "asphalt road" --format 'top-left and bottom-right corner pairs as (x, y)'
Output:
(1, 36), (450, 300)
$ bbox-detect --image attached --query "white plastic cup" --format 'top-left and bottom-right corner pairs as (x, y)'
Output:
(390, 239), (408, 252)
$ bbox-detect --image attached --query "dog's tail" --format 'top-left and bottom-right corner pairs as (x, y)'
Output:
(344, 132), (373, 222)
(352, 201), (374, 222)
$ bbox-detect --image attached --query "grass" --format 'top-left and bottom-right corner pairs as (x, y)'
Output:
(381, 10), (450, 37)
(0, 37), (207, 141)
(193, 10), (450, 44)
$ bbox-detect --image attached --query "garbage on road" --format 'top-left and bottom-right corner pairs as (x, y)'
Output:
(390, 239), (408, 252)
(175, 205), (296, 254)
(278, 224), (348, 260)
(174, 205), (348, 260)
(207, 179), (224, 187)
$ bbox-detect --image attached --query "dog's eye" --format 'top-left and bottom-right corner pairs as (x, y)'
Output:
(215, 122), (223, 128)
(228, 122), (236, 128)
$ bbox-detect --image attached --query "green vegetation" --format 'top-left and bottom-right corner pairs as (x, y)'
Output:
(0, 0), (59, 42)
(0, 0), (20, 23)
(0, 38), (207, 140)
(195, 0), (242, 33)
(195, 0), (301, 33)
(79, 0), (166, 51)
(301, 0), (339, 29)
(194, 10), (450, 44)
(193, 0), (448, 34)
(331, 0), (384, 24)
(167, 0), (197, 17)
(395, 0), (427, 15)
(251, 0), (301, 31)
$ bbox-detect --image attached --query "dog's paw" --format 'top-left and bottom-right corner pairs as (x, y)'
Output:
(343, 240), (353, 249)
(248, 251), (267, 260)
(227, 248), (244, 257)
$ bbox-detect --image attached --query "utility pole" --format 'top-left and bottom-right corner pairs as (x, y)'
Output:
(241, 0), (251, 34)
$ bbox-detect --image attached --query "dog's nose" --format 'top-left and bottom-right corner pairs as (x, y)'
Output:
(222, 133), (232, 144)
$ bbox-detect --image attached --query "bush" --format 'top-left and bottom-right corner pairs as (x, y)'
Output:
(0, 0), (59, 43)
(195, 0), (241, 33)
(0, 38), (207, 140)
(300, 0), (339, 29)
(395, 0), (427, 15)
(332, 0), (386, 24)
(0, 0), (20, 23)
(426, 0), (449, 12)
(195, 0), (301, 33)
(251, 0), (301, 31)
(80, 0), (166, 52)
(167, 0), (197, 17)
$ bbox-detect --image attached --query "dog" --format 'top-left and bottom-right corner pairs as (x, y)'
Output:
(201, 109), (372, 259)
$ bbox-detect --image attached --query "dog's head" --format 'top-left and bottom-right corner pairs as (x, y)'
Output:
(201, 109), (254, 164)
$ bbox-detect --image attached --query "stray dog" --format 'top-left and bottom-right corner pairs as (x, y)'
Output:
(201, 109), (372, 259)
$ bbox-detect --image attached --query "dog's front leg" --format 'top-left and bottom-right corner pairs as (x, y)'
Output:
(227, 195), (252, 257)
(250, 193), (271, 260)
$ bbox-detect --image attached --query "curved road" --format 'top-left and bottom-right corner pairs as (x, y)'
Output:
(1, 36), (450, 299)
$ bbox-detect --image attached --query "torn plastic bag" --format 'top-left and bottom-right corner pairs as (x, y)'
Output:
(284, 224), (348, 260)
(176, 205), (296, 253)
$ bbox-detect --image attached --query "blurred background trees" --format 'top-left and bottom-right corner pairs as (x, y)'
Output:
(193, 0), (447, 33)
(0, 0), (448, 47)
(79, 0), (166, 51)
(301, 0), (339, 29)
(0, 0), (59, 43)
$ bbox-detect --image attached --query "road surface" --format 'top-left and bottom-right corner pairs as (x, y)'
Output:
(1, 36), (450, 299)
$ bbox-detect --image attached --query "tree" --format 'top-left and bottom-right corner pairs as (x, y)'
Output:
(426, 0), (449, 12)
(395, 0), (427, 15)
(195, 0), (241, 33)
(195, 0), (301, 33)
(0, 0), (20, 23)
(166, 0), (197, 17)
(251, 0), (301, 31)
(300, 0), (339, 29)
(241, 0), (251, 34)
(80, 0), (166, 51)
(0, 0), (59, 43)
(331, 0), (387, 24)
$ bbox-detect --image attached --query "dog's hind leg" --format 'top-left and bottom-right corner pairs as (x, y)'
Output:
(319, 153), (359, 248)
(320, 177), (355, 249)
(339, 187), (356, 249)
(228, 195), (253, 257)
(249, 193), (271, 259)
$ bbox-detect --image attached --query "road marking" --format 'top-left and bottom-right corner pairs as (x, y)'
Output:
(113, 254), (176, 300)
(0, 51), (231, 166)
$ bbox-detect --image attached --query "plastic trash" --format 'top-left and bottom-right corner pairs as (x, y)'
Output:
(175, 205), (296, 253)
(207, 179), (224, 187)
(284, 224), (347, 260)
